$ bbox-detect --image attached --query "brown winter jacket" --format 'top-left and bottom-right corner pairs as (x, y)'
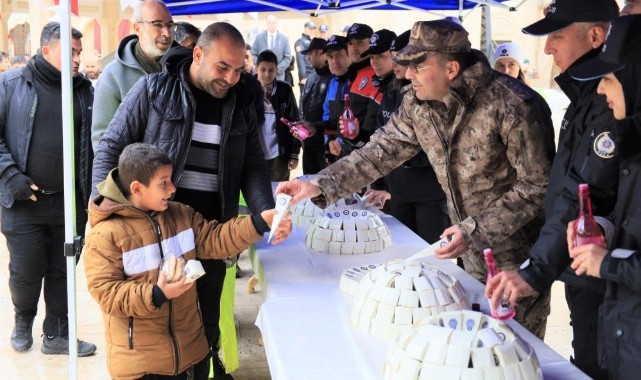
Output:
(83, 170), (262, 379)
(310, 51), (555, 281)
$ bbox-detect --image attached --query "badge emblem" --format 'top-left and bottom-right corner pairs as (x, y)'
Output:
(593, 131), (615, 159)
(359, 76), (369, 90)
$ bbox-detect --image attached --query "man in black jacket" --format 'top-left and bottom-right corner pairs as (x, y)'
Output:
(0, 22), (96, 356)
(486, 1), (619, 379)
(299, 37), (331, 174)
(92, 22), (275, 380)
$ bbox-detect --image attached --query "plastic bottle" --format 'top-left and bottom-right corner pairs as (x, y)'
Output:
(280, 117), (310, 140)
(484, 248), (516, 320)
(341, 94), (358, 139)
(573, 184), (605, 247)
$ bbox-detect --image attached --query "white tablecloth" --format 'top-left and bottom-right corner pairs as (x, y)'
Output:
(252, 214), (588, 380)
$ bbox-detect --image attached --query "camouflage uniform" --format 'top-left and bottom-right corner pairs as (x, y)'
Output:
(309, 20), (556, 339)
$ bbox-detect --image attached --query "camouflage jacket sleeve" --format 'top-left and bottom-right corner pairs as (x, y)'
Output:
(310, 102), (422, 208)
(458, 95), (553, 251)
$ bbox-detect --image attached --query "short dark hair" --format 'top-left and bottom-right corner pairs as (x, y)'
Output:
(0, 51), (9, 61)
(118, 143), (172, 191)
(175, 21), (201, 44)
(245, 43), (252, 51)
(40, 22), (83, 48)
(437, 52), (475, 75)
(256, 50), (278, 66)
(197, 22), (245, 53)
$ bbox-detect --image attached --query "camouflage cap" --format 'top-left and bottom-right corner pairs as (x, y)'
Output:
(394, 20), (471, 66)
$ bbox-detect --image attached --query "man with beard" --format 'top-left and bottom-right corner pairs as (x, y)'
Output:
(91, 22), (274, 380)
(81, 54), (101, 87)
(0, 22), (96, 356)
(91, 0), (177, 150)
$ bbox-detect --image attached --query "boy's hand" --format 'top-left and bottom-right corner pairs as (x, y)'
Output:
(290, 121), (316, 141)
(157, 270), (193, 299)
(260, 209), (293, 245)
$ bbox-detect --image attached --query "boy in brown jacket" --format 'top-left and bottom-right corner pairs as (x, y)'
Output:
(83, 143), (291, 379)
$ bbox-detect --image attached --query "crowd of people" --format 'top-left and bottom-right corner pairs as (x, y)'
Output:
(1, 0), (641, 379)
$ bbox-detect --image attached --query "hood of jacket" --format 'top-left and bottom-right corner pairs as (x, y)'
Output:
(116, 35), (181, 73)
(115, 35), (145, 72)
(89, 168), (147, 227)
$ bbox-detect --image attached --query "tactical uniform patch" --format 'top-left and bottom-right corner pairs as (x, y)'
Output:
(593, 131), (615, 159)
(359, 76), (369, 90)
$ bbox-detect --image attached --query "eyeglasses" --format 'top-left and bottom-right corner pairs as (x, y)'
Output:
(409, 63), (433, 74)
(137, 20), (177, 32)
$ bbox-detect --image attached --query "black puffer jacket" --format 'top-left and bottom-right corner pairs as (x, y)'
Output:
(0, 63), (93, 208)
(92, 50), (274, 222)
(519, 49), (618, 294)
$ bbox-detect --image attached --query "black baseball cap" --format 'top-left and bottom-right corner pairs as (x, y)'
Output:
(361, 29), (397, 58)
(522, 0), (619, 36)
(569, 15), (641, 81)
(390, 30), (410, 53)
(324, 35), (348, 52)
(346, 23), (373, 42)
(301, 38), (327, 55)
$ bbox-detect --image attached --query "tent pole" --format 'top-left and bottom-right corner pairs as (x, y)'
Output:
(58, 0), (79, 378)
(484, 4), (493, 62)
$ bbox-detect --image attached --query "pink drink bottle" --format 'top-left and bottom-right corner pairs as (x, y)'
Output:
(280, 117), (310, 140)
(573, 184), (605, 247)
(484, 248), (516, 320)
(341, 94), (357, 138)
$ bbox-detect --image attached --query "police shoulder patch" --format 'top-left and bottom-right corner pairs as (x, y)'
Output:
(359, 76), (369, 90)
(593, 131), (615, 159)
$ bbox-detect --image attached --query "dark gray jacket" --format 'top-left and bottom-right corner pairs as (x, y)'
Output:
(0, 65), (94, 208)
(91, 52), (274, 222)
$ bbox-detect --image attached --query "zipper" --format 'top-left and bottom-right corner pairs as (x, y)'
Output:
(150, 214), (180, 375)
(175, 72), (198, 187)
(428, 110), (463, 223)
(128, 317), (133, 349)
(218, 93), (236, 219)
